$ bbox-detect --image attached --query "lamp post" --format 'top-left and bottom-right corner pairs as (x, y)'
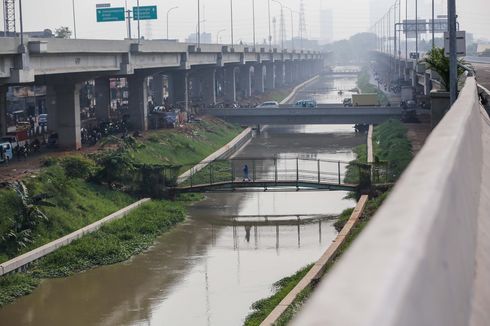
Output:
(230, 0), (234, 48)
(431, 0), (435, 49)
(136, 0), (141, 43)
(268, 0), (272, 51)
(166, 6), (178, 40)
(284, 5), (294, 50)
(448, 0), (457, 105)
(72, 0), (77, 39)
(19, 0), (24, 46)
(252, 0), (256, 50)
(272, 0), (284, 51)
(217, 29), (226, 44)
(197, 0), (201, 48)
(415, 0), (418, 57)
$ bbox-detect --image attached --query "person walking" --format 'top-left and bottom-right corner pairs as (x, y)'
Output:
(243, 164), (250, 182)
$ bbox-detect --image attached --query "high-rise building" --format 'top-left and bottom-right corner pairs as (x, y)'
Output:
(320, 9), (333, 45)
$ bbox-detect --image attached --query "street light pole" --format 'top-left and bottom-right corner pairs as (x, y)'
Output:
(230, 0), (234, 48)
(285, 6), (294, 50)
(415, 0), (418, 57)
(19, 0), (24, 46)
(166, 6), (178, 40)
(198, 0), (201, 48)
(136, 0), (141, 43)
(448, 0), (457, 105)
(272, 0), (284, 51)
(252, 0), (256, 50)
(268, 0), (272, 51)
(72, 0), (77, 39)
(431, 0), (435, 49)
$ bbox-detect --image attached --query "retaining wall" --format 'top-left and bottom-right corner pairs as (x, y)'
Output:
(293, 77), (490, 326)
(0, 198), (151, 276)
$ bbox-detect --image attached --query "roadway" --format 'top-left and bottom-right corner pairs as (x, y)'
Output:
(203, 106), (403, 125)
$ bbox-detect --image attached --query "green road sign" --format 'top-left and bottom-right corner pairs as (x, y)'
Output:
(97, 7), (125, 22)
(133, 6), (158, 20)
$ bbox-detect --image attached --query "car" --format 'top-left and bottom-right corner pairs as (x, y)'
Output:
(343, 98), (353, 107)
(0, 141), (13, 163)
(38, 114), (48, 126)
(256, 101), (280, 109)
(295, 100), (317, 108)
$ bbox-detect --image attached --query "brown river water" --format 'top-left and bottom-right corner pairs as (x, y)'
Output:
(0, 74), (364, 326)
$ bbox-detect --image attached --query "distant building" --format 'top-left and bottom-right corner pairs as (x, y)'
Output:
(319, 9), (334, 45)
(186, 32), (212, 44)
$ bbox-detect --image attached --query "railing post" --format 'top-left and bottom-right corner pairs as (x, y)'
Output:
(209, 164), (213, 185)
(338, 161), (341, 185)
(317, 160), (321, 184)
(274, 158), (278, 184)
(253, 160), (256, 182)
(190, 167), (193, 187)
(296, 158), (299, 185)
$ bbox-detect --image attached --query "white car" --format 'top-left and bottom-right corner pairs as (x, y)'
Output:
(256, 101), (280, 109)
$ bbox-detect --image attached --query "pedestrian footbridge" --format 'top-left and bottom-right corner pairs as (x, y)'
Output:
(173, 157), (388, 193)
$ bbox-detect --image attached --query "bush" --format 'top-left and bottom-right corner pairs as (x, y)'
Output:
(61, 155), (98, 179)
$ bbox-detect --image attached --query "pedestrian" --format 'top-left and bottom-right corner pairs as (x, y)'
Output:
(23, 142), (29, 160)
(243, 164), (250, 182)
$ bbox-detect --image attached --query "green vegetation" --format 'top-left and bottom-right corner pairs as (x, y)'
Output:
(269, 88), (294, 103)
(0, 117), (242, 306)
(244, 120), (413, 325)
(420, 47), (469, 91)
(244, 264), (313, 326)
(357, 67), (389, 105)
(0, 199), (188, 306)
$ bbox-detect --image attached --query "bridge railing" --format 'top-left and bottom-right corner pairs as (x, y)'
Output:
(176, 157), (389, 189)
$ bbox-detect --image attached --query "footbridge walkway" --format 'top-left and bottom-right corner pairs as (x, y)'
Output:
(290, 78), (490, 326)
(172, 157), (382, 193)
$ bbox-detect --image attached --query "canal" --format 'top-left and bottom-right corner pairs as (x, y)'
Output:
(0, 73), (364, 326)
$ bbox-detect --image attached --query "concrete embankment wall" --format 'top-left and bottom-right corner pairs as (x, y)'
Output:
(280, 75), (320, 105)
(0, 198), (151, 276)
(293, 77), (490, 326)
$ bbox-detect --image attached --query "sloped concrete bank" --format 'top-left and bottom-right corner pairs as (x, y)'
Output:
(293, 78), (490, 326)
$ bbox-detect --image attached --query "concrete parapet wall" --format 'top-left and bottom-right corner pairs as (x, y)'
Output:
(293, 77), (490, 326)
(0, 198), (151, 276)
(177, 127), (253, 184)
(280, 75), (320, 105)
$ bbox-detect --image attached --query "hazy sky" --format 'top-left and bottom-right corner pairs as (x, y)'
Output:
(1, 0), (488, 43)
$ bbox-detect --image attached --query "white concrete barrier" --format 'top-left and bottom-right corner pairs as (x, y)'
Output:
(280, 75), (320, 105)
(176, 127), (253, 184)
(0, 198), (151, 276)
(293, 77), (490, 326)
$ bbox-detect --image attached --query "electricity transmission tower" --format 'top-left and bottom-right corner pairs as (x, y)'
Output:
(298, 0), (307, 49)
(3, 0), (16, 37)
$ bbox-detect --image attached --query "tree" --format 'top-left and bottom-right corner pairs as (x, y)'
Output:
(421, 47), (469, 91)
(54, 26), (72, 39)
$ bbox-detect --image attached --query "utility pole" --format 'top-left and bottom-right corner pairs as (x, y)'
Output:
(230, 0), (234, 48)
(252, 0), (256, 50)
(136, 0), (141, 43)
(448, 0), (457, 105)
(415, 0), (418, 57)
(268, 0), (272, 51)
(431, 0), (435, 49)
(72, 0), (77, 39)
(197, 0), (201, 48)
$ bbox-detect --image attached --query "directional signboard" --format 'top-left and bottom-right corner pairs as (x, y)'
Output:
(133, 6), (158, 20)
(97, 7), (125, 22)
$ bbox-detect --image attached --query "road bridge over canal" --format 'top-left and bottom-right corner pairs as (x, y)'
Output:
(203, 107), (402, 125)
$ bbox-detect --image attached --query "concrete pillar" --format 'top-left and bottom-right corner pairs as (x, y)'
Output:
(201, 69), (216, 106)
(46, 83), (82, 150)
(128, 74), (149, 131)
(239, 66), (252, 98)
(275, 62), (285, 87)
(253, 64), (265, 94)
(172, 71), (189, 111)
(94, 77), (111, 122)
(430, 90), (450, 128)
(285, 62), (294, 85)
(224, 66), (237, 103)
(0, 86), (7, 136)
(152, 74), (165, 106)
(265, 62), (276, 90)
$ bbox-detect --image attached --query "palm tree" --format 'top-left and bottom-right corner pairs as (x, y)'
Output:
(420, 47), (469, 92)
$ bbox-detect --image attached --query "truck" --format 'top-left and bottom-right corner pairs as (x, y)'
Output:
(352, 94), (380, 107)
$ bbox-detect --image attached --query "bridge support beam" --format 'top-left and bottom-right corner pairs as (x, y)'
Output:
(0, 86), (7, 136)
(224, 66), (237, 104)
(285, 62), (294, 85)
(239, 65), (253, 99)
(46, 82), (82, 150)
(128, 74), (149, 131)
(152, 74), (165, 106)
(265, 62), (276, 90)
(94, 77), (111, 122)
(193, 68), (216, 106)
(253, 64), (265, 94)
(170, 71), (189, 111)
(275, 62), (285, 87)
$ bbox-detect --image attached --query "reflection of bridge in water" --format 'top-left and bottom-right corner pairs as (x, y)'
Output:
(175, 157), (369, 193)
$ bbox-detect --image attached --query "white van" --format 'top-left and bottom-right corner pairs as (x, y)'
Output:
(0, 142), (13, 163)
